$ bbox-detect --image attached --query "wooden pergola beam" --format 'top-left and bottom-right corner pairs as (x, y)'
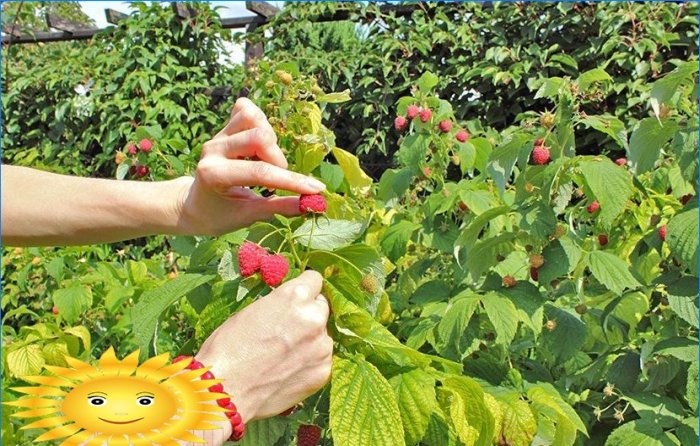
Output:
(46, 13), (97, 34)
(105, 9), (129, 25)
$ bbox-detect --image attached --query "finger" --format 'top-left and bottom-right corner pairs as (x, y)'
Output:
(203, 128), (287, 169)
(275, 270), (324, 302)
(218, 97), (273, 137)
(256, 196), (302, 218)
(314, 294), (330, 319)
(200, 159), (325, 194)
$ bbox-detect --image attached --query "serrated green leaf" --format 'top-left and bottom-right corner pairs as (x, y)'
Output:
(500, 399), (537, 446)
(332, 147), (372, 195)
(629, 118), (678, 174)
(236, 416), (288, 446)
(132, 273), (216, 359)
(579, 158), (632, 228)
(331, 356), (404, 446)
(482, 292), (519, 345)
(53, 285), (93, 324)
(667, 208), (699, 272)
(390, 369), (436, 446)
(381, 220), (420, 262)
(294, 218), (364, 251)
(7, 344), (45, 378)
(487, 135), (529, 196)
(577, 68), (612, 91)
(588, 251), (641, 295)
(605, 419), (678, 446)
(441, 376), (495, 446)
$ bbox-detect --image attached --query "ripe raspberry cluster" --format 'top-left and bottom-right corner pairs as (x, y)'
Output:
(394, 105), (469, 143)
(297, 424), (322, 446)
(238, 241), (289, 287)
(172, 356), (246, 441)
(115, 138), (155, 178)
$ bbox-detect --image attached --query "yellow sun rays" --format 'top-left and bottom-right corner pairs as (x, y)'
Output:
(5, 347), (228, 445)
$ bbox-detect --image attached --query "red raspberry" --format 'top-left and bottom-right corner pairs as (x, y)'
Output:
(534, 138), (545, 146)
(598, 234), (608, 246)
(529, 267), (539, 281)
(52, 305), (59, 315)
(299, 194), (327, 214)
(658, 225), (667, 242)
(406, 104), (420, 120)
(237, 241), (267, 277)
(127, 143), (138, 155)
(438, 120), (452, 133)
(260, 254), (289, 287)
(532, 145), (550, 165)
(455, 129), (469, 143)
(419, 108), (432, 123)
(587, 201), (600, 214)
(297, 424), (322, 446)
(615, 158), (627, 166)
(139, 138), (153, 152)
(135, 165), (149, 178)
(394, 116), (408, 131)
(502, 275), (517, 288)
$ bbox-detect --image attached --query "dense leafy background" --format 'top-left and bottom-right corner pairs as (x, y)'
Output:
(2, 2), (698, 446)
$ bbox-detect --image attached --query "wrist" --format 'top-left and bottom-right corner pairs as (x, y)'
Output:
(195, 348), (257, 424)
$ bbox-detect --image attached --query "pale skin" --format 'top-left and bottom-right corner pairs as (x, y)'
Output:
(1, 98), (334, 445)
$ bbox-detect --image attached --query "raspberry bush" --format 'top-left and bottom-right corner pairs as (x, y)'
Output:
(1, 3), (698, 446)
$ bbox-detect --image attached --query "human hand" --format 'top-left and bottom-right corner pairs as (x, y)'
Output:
(195, 270), (333, 425)
(171, 97), (326, 236)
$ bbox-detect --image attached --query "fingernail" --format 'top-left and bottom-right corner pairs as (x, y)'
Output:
(306, 177), (326, 191)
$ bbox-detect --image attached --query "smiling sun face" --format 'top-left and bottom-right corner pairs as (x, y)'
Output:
(62, 375), (177, 435)
(5, 348), (229, 445)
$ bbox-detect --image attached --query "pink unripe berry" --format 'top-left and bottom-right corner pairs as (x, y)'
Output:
(127, 143), (138, 155)
(139, 138), (153, 152)
(406, 105), (420, 120)
(455, 129), (469, 143)
(615, 158), (627, 166)
(438, 120), (452, 133)
(419, 108), (432, 123)
(394, 116), (408, 131)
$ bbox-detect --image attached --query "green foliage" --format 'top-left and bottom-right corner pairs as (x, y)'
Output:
(2, 3), (699, 446)
(253, 2), (698, 167)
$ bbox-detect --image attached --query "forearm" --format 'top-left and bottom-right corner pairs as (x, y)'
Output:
(1, 165), (188, 246)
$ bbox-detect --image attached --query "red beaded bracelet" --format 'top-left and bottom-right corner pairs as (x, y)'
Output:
(173, 355), (246, 441)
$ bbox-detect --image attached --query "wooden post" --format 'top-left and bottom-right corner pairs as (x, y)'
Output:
(244, 23), (264, 67)
(105, 9), (128, 25)
(243, 2), (278, 67)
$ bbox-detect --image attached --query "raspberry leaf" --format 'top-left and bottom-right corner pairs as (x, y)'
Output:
(330, 356), (404, 446)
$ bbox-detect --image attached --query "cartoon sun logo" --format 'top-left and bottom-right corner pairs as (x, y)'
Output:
(6, 348), (228, 445)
